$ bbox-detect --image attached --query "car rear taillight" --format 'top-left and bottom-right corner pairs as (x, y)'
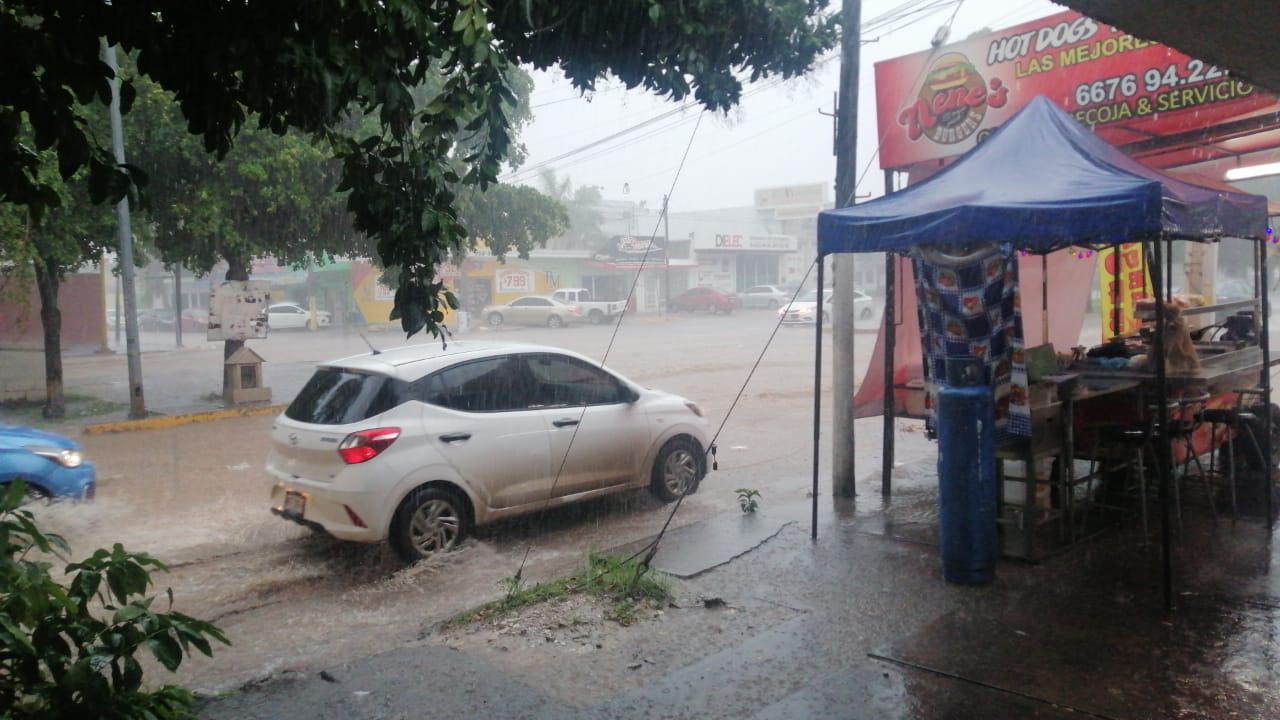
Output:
(338, 427), (401, 464)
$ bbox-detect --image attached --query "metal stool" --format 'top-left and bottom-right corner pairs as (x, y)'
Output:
(1200, 390), (1265, 517)
(1152, 393), (1214, 531)
(1083, 422), (1156, 539)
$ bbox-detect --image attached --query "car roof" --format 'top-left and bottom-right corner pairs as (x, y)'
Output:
(321, 341), (600, 382)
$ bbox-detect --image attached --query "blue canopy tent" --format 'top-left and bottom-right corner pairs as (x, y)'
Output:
(811, 97), (1272, 608)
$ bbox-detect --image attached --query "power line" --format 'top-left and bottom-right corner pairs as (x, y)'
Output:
(510, 0), (959, 186)
(507, 111), (707, 592)
(843, 0), (968, 206)
(628, 259), (819, 573)
(625, 106), (819, 185)
(505, 52), (845, 185)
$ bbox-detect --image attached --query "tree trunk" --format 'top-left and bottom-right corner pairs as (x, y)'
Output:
(33, 259), (65, 419)
(222, 255), (250, 399)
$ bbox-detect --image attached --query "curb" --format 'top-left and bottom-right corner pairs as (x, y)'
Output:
(83, 403), (285, 435)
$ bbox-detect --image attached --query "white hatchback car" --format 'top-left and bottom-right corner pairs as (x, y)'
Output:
(267, 303), (331, 330)
(267, 342), (713, 561)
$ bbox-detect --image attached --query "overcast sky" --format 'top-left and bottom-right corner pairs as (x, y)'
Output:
(511, 0), (1064, 212)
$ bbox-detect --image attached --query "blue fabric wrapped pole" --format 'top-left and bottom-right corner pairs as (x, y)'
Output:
(936, 383), (998, 585)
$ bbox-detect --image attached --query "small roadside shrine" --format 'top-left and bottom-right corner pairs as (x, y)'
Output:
(813, 96), (1273, 608)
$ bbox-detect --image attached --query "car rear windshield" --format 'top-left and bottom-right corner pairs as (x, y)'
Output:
(285, 368), (408, 425)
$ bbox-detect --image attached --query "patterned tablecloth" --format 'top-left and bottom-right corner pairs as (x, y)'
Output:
(912, 243), (1029, 437)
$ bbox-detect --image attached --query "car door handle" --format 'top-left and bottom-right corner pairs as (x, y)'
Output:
(439, 433), (472, 443)
(552, 418), (580, 428)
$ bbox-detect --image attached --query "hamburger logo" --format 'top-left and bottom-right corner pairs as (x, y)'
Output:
(898, 52), (1009, 145)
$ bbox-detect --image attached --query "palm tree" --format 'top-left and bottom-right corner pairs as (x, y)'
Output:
(538, 170), (605, 251)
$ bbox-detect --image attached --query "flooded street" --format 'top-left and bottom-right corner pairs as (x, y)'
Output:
(26, 309), (919, 692)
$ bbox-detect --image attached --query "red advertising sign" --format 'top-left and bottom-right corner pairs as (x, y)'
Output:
(875, 10), (1277, 170)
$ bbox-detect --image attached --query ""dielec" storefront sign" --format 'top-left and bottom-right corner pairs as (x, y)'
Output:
(710, 234), (796, 251)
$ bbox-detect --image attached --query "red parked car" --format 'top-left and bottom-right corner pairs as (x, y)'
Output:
(669, 287), (742, 314)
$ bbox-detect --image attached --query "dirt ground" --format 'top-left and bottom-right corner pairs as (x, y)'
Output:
(435, 583), (804, 708)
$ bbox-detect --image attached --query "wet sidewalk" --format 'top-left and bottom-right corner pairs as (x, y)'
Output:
(201, 465), (1279, 719)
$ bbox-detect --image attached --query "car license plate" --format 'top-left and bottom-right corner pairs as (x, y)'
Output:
(284, 491), (306, 516)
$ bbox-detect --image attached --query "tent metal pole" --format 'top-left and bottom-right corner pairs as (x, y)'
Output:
(1112, 244), (1121, 339)
(1259, 239), (1273, 531)
(1150, 235), (1174, 612)
(1041, 253), (1049, 343)
(882, 168), (897, 498)
(1166, 237), (1174, 302)
(813, 254), (826, 540)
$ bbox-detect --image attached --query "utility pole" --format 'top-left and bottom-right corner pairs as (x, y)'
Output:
(174, 266), (183, 348)
(832, 0), (861, 498)
(663, 194), (671, 318)
(101, 39), (146, 419)
(98, 252), (111, 354)
(114, 261), (122, 347)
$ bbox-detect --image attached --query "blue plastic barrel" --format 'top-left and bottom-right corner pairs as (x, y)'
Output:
(936, 384), (997, 585)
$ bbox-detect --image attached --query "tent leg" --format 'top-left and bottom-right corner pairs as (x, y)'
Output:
(882, 254), (896, 498)
(882, 170), (898, 498)
(1041, 253), (1049, 343)
(1112, 244), (1122, 339)
(1150, 236), (1174, 612)
(813, 254), (825, 541)
(1260, 240), (1273, 531)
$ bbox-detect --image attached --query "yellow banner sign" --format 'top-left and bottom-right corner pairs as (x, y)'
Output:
(1098, 244), (1152, 340)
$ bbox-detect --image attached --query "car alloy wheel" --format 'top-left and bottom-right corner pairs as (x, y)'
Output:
(547, 314), (564, 328)
(663, 447), (698, 497)
(488, 312), (504, 327)
(408, 498), (461, 556)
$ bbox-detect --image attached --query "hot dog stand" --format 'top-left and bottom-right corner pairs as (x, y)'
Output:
(812, 97), (1273, 608)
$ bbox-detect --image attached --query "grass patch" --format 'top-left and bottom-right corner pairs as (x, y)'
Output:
(0, 394), (128, 424)
(442, 553), (671, 630)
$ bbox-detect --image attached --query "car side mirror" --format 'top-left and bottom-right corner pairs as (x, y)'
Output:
(623, 387), (640, 403)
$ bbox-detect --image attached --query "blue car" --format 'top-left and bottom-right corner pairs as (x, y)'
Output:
(0, 425), (96, 502)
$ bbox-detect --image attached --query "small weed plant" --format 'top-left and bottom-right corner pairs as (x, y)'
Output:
(735, 488), (761, 514)
(0, 479), (229, 719)
(444, 553), (670, 629)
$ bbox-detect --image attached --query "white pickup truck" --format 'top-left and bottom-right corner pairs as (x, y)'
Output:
(551, 288), (627, 325)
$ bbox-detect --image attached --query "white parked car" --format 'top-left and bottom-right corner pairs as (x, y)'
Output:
(267, 342), (714, 561)
(740, 285), (794, 310)
(267, 303), (330, 330)
(778, 288), (873, 324)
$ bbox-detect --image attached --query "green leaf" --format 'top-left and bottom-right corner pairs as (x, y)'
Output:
(147, 633), (183, 672)
(0, 615), (35, 654)
(1, 479), (26, 510)
(113, 603), (149, 624)
(650, 4), (662, 21)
